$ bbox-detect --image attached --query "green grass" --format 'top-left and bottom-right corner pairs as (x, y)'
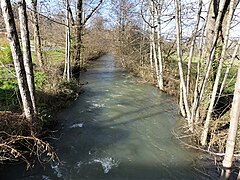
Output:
(0, 67), (19, 111)
(0, 44), (13, 65)
(43, 49), (65, 64)
(31, 48), (65, 65)
(0, 46), (80, 128)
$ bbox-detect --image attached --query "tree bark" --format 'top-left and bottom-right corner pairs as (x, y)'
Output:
(179, 84), (186, 118)
(218, 40), (240, 99)
(31, 0), (43, 67)
(222, 64), (240, 173)
(186, 0), (202, 95)
(156, 0), (164, 90)
(174, 0), (193, 131)
(75, 0), (83, 64)
(150, 0), (160, 88)
(73, 0), (103, 79)
(149, 1), (154, 78)
(196, 0), (228, 122)
(1, 0), (34, 122)
(18, 0), (37, 114)
(64, 0), (71, 81)
(191, 1), (209, 124)
(201, 0), (235, 146)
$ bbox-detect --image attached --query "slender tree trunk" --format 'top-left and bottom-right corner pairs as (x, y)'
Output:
(64, 0), (71, 81)
(174, 0), (192, 131)
(73, 0), (102, 79)
(1, 0), (34, 122)
(186, 0), (202, 95)
(73, 0), (83, 80)
(156, 0), (164, 90)
(196, 0), (228, 122)
(18, 0), (37, 114)
(149, 1), (154, 78)
(31, 0), (43, 67)
(218, 40), (240, 98)
(150, 0), (160, 88)
(205, 0), (219, 54)
(201, 0), (234, 146)
(221, 65), (240, 178)
(191, 2), (209, 124)
(179, 84), (186, 117)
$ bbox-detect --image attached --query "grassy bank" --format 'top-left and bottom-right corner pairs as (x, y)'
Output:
(0, 46), (81, 166)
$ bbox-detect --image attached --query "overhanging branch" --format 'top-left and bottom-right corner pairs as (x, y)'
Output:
(84, 0), (103, 24)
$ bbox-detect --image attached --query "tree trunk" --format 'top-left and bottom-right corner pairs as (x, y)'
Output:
(186, 0), (202, 95)
(150, 0), (160, 88)
(205, 0), (231, 87)
(73, 0), (103, 80)
(18, 0), (37, 115)
(191, 2), (209, 124)
(149, 1), (154, 79)
(201, 0), (234, 146)
(31, 0), (43, 67)
(222, 64), (240, 177)
(174, 0), (193, 131)
(1, 0), (34, 122)
(73, 0), (83, 80)
(195, 0), (229, 125)
(156, 0), (164, 90)
(64, 0), (71, 81)
(218, 40), (239, 99)
(179, 84), (186, 118)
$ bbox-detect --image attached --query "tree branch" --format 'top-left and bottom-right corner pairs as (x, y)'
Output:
(84, 0), (103, 24)
(25, 5), (67, 27)
(140, 0), (156, 28)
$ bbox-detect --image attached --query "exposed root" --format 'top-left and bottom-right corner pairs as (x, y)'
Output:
(172, 125), (240, 158)
(0, 111), (58, 168)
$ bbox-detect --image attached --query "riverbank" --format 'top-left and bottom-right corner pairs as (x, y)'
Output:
(111, 53), (239, 178)
(0, 48), (81, 166)
(1, 53), (212, 179)
(0, 49), (108, 166)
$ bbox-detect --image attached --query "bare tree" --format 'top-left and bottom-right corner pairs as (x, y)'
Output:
(201, 0), (235, 146)
(150, 0), (160, 89)
(156, 0), (164, 90)
(18, 0), (37, 114)
(222, 62), (240, 178)
(73, 0), (103, 79)
(63, 0), (71, 81)
(174, 0), (193, 131)
(31, 0), (44, 67)
(186, 0), (202, 95)
(1, 0), (35, 122)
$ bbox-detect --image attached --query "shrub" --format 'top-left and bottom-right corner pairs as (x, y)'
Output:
(0, 44), (13, 65)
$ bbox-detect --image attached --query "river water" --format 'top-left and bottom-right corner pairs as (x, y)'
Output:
(1, 54), (213, 179)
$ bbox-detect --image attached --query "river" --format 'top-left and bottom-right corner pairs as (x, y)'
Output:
(0, 54), (214, 179)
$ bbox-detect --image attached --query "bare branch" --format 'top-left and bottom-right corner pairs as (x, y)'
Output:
(84, 0), (103, 25)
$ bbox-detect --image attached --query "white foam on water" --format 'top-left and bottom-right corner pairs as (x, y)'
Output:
(70, 123), (83, 128)
(93, 157), (119, 174)
(42, 175), (51, 180)
(110, 94), (122, 98)
(116, 104), (124, 107)
(91, 103), (105, 108)
(76, 161), (83, 167)
(51, 162), (62, 178)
